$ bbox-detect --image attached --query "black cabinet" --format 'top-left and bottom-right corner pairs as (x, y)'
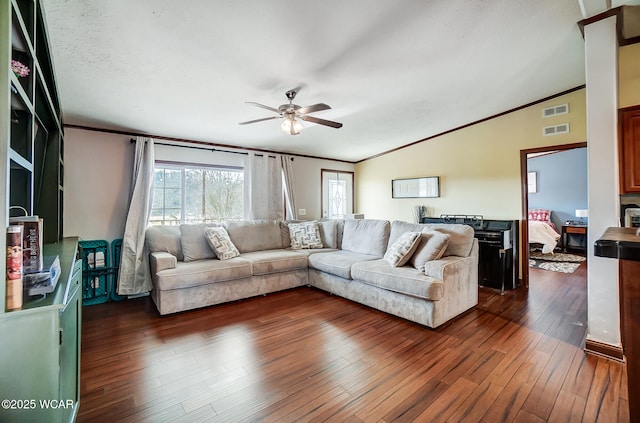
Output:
(421, 216), (518, 291)
(478, 241), (517, 291)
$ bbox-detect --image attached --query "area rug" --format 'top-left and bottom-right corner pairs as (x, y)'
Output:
(529, 251), (586, 274)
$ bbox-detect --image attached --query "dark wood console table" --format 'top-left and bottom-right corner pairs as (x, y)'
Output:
(594, 227), (640, 423)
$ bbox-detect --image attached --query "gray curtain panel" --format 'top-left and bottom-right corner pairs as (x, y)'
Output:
(244, 153), (283, 220)
(281, 155), (297, 220)
(118, 137), (155, 295)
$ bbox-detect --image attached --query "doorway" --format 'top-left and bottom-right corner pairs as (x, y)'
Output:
(520, 142), (587, 288)
(321, 169), (354, 219)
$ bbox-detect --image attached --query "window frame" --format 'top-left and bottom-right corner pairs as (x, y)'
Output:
(151, 160), (244, 226)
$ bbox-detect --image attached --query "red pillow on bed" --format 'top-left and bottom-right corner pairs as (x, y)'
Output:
(528, 209), (551, 222)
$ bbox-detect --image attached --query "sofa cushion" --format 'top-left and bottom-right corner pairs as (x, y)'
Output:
(352, 259), (444, 301)
(240, 249), (308, 275)
(226, 220), (285, 253)
(422, 224), (475, 257)
(145, 225), (184, 261)
(154, 257), (253, 291)
(410, 231), (450, 271)
(308, 250), (380, 280)
(288, 221), (324, 249)
(204, 227), (240, 260)
(280, 220), (339, 249)
(341, 219), (390, 257)
(388, 220), (424, 248)
(291, 248), (339, 257)
(318, 220), (339, 249)
(180, 223), (221, 262)
(383, 231), (421, 267)
(334, 219), (345, 249)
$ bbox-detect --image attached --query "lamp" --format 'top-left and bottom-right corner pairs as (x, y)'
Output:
(575, 209), (588, 224)
(281, 117), (303, 135)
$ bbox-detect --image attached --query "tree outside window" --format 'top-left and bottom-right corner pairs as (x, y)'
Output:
(151, 164), (243, 225)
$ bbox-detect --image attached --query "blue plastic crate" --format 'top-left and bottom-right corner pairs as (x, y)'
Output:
(81, 269), (110, 305)
(79, 240), (111, 305)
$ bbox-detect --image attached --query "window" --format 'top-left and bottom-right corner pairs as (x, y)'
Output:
(321, 169), (354, 218)
(151, 163), (244, 225)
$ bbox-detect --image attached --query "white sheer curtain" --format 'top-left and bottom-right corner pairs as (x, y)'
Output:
(244, 153), (283, 220)
(118, 136), (155, 295)
(281, 155), (297, 220)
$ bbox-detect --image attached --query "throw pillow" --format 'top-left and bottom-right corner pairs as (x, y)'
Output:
(289, 221), (324, 249)
(410, 231), (450, 271)
(528, 209), (551, 222)
(383, 231), (421, 267)
(204, 227), (240, 260)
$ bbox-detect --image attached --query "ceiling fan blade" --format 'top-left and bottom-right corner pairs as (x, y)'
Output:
(246, 102), (281, 114)
(299, 115), (343, 128)
(297, 103), (331, 115)
(238, 116), (280, 125)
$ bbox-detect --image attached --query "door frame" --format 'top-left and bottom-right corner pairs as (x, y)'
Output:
(519, 141), (587, 288)
(320, 169), (355, 218)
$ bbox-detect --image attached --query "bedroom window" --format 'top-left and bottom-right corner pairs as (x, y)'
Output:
(151, 163), (244, 225)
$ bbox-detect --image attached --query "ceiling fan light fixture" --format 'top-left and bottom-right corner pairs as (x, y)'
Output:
(281, 117), (303, 135)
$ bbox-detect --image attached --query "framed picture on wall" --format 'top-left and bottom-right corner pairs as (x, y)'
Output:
(392, 177), (440, 198)
(528, 172), (537, 193)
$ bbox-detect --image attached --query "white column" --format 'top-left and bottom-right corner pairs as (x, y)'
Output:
(584, 16), (621, 347)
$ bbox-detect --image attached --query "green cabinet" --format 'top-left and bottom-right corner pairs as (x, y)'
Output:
(0, 238), (81, 423)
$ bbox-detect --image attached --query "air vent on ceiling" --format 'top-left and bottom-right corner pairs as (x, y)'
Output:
(543, 123), (570, 136)
(542, 103), (569, 117)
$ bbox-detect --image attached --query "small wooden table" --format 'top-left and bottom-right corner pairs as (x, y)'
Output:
(562, 224), (587, 252)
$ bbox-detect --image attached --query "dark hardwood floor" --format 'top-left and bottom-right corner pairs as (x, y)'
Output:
(78, 261), (629, 422)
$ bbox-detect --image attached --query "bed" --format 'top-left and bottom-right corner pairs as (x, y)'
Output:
(528, 209), (560, 254)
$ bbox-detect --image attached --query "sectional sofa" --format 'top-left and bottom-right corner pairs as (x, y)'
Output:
(145, 218), (479, 328)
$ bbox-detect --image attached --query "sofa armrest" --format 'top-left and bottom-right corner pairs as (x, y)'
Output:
(423, 239), (479, 281)
(424, 239), (479, 327)
(150, 251), (177, 274)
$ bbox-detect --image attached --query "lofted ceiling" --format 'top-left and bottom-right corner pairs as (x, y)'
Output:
(38, 1), (635, 162)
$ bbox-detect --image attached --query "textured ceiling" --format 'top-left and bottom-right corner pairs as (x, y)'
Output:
(41, 0), (603, 162)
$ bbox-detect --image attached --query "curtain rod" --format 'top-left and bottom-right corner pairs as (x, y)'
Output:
(130, 138), (248, 155)
(66, 124), (355, 164)
(130, 139), (291, 160)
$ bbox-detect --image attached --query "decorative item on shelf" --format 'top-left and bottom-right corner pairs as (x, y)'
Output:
(9, 207), (43, 274)
(10, 59), (29, 78)
(6, 225), (23, 310)
(575, 209), (588, 225)
(412, 205), (427, 223)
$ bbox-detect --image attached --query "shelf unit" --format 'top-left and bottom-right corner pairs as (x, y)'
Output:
(0, 4), (77, 421)
(2, 0), (64, 312)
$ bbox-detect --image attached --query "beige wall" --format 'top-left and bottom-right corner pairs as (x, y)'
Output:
(619, 42), (640, 108)
(290, 157), (354, 220)
(63, 128), (133, 242)
(63, 128), (354, 242)
(355, 89), (587, 223)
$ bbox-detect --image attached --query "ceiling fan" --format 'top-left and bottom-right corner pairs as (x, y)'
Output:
(239, 89), (343, 135)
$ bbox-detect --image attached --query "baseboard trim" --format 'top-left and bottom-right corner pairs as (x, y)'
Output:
(584, 339), (625, 362)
